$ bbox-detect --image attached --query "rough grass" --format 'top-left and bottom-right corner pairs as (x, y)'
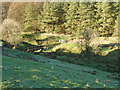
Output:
(51, 43), (83, 54)
(1, 48), (119, 88)
(90, 37), (118, 46)
(15, 33), (119, 73)
(20, 33), (118, 55)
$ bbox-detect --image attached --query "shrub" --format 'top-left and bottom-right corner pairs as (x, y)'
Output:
(0, 19), (22, 47)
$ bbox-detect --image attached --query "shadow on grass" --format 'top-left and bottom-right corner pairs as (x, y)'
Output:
(44, 46), (119, 73)
(2, 40), (119, 73)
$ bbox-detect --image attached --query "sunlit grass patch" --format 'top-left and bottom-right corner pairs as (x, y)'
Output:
(32, 75), (41, 80)
(51, 43), (83, 54)
(49, 79), (81, 88)
(31, 69), (41, 72)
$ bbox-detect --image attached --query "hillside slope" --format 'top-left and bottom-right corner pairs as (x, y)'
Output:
(2, 48), (119, 88)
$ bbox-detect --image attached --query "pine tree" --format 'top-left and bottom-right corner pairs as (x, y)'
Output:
(23, 3), (43, 33)
(23, 3), (34, 32)
(96, 2), (114, 37)
(113, 15), (119, 37)
(60, 2), (70, 34)
(112, 2), (120, 36)
(41, 2), (65, 33)
(65, 2), (79, 34)
(76, 2), (96, 38)
(32, 3), (42, 32)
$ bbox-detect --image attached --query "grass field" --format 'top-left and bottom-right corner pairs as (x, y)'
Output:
(19, 33), (119, 73)
(1, 48), (119, 88)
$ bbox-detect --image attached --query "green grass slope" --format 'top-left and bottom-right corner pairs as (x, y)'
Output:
(1, 48), (119, 88)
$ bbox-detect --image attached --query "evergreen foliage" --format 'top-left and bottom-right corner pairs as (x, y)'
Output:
(41, 2), (65, 33)
(65, 2), (79, 34)
(96, 2), (115, 37)
(22, 2), (119, 37)
(23, 3), (34, 32)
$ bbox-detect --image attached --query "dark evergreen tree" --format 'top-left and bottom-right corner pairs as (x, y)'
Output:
(76, 2), (96, 38)
(65, 2), (79, 34)
(32, 3), (42, 32)
(112, 2), (120, 36)
(23, 3), (34, 32)
(113, 15), (119, 37)
(96, 2), (115, 37)
(41, 2), (65, 33)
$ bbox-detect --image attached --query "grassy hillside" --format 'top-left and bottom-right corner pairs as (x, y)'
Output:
(17, 33), (119, 73)
(1, 48), (119, 88)
(1, 2), (119, 89)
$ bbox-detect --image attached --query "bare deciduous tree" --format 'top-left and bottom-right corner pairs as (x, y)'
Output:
(0, 19), (22, 48)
